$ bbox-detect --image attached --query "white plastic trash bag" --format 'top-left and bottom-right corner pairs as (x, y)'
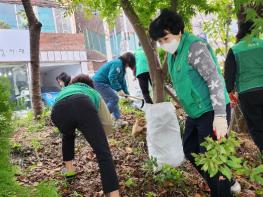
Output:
(145, 102), (185, 168)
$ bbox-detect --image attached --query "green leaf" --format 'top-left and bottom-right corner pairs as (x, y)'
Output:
(253, 175), (263, 186)
(229, 156), (242, 164)
(209, 164), (219, 177)
(202, 162), (209, 172)
(219, 165), (232, 180)
(219, 155), (227, 163)
(227, 159), (242, 169)
(252, 165), (263, 175)
(250, 165), (263, 185)
(219, 145), (227, 154)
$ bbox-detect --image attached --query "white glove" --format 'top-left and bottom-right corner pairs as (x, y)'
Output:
(213, 117), (228, 140)
(118, 90), (126, 97)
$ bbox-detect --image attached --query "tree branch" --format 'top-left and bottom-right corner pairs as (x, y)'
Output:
(161, 52), (168, 79)
(164, 85), (181, 108)
(120, 0), (159, 71)
(120, 0), (165, 103)
(170, 0), (178, 12)
(21, 0), (41, 27)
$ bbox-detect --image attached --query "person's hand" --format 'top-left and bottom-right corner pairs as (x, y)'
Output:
(118, 90), (126, 97)
(213, 116), (228, 140)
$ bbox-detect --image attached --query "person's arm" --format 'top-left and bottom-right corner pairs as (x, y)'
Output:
(224, 49), (237, 93)
(108, 64), (123, 92)
(188, 42), (226, 117)
(122, 79), (129, 95)
(98, 97), (113, 136)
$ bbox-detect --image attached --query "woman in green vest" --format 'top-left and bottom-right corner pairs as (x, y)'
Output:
(134, 44), (153, 104)
(51, 74), (119, 197)
(149, 9), (240, 196)
(224, 20), (263, 153)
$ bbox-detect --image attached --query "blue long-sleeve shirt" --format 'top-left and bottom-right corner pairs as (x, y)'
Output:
(92, 59), (129, 94)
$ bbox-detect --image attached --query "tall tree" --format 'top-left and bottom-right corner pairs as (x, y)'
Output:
(21, 0), (43, 118)
(200, 0), (236, 60)
(59, 0), (213, 103)
(234, 0), (263, 37)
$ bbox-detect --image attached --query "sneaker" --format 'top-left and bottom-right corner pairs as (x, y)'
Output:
(61, 168), (77, 178)
(114, 119), (128, 127)
(231, 180), (241, 194)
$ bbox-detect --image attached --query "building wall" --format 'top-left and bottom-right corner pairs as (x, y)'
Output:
(74, 12), (107, 55)
(40, 33), (86, 51)
(0, 0), (139, 71)
(74, 13), (104, 34)
(0, 0), (59, 7)
(0, 1), (74, 33)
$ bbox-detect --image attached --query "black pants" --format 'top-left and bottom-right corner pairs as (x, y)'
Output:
(239, 89), (263, 152)
(137, 72), (153, 104)
(183, 105), (232, 197)
(51, 94), (119, 193)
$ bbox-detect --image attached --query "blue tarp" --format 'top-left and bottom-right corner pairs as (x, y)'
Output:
(41, 92), (59, 107)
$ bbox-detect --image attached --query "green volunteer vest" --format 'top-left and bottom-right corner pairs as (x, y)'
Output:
(135, 47), (149, 77)
(168, 32), (230, 118)
(231, 38), (263, 93)
(55, 83), (101, 110)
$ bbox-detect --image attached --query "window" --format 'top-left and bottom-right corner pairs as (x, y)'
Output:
(110, 32), (122, 56)
(37, 7), (56, 32)
(128, 33), (139, 51)
(0, 3), (17, 29)
(85, 29), (106, 55)
(0, 64), (30, 110)
(54, 8), (72, 33)
(16, 5), (28, 30)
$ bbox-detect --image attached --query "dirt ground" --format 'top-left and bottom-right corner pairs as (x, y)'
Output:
(10, 110), (261, 197)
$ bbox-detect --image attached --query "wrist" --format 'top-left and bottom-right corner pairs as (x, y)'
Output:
(214, 114), (226, 118)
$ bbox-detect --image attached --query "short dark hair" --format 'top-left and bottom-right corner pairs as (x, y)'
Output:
(56, 72), (71, 86)
(119, 52), (136, 70)
(236, 20), (254, 42)
(70, 74), (94, 88)
(149, 9), (184, 41)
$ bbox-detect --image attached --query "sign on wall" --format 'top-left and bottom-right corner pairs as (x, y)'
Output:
(0, 29), (30, 62)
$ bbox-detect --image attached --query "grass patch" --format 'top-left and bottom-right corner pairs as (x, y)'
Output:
(119, 98), (144, 118)
(0, 130), (60, 197)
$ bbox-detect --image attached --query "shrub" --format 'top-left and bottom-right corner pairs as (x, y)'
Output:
(0, 77), (12, 134)
(142, 157), (184, 187)
(193, 132), (263, 187)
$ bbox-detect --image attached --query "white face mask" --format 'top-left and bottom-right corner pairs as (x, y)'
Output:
(160, 39), (180, 54)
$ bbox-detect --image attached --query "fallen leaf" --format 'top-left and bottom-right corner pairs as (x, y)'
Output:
(195, 193), (202, 197)
(125, 147), (133, 154)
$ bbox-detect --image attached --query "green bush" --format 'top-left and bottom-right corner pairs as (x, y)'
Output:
(0, 78), (60, 196)
(142, 157), (184, 187)
(193, 132), (263, 187)
(34, 180), (60, 197)
(15, 107), (51, 132)
(0, 77), (12, 134)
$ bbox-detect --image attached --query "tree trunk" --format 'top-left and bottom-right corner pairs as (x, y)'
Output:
(21, 0), (42, 119)
(170, 0), (178, 12)
(120, 0), (164, 103)
(236, 2), (263, 30)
